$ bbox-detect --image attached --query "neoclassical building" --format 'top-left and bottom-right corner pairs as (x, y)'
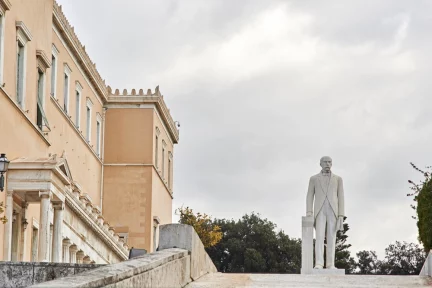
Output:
(0, 0), (179, 264)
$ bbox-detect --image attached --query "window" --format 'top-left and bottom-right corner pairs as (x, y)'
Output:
(63, 63), (71, 113)
(36, 50), (51, 132)
(168, 152), (173, 189)
(75, 82), (82, 128)
(16, 22), (32, 108)
(155, 127), (160, 168)
(162, 146), (165, 178)
(16, 42), (25, 107)
(50, 45), (59, 97)
(86, 98), (93, 142)
(153, 216), (160, 252)
(96, 113), (102, 156)
(155, 135), (159, 168)
(36, 69), (44, 130)
(0, 14), (5, 84)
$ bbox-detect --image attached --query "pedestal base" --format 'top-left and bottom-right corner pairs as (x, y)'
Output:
(301, 268), (345, 275)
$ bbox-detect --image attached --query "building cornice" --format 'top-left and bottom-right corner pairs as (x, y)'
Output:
(16, 21), (32, 43)
(0, 0), (11, 15)
(106, 86), (179, 144)
(52, 1), (108, 103)
(36, 50), (51, 72)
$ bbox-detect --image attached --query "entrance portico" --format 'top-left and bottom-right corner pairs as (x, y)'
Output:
(4, 156), (67, 262)
(3, 155), (129, 264)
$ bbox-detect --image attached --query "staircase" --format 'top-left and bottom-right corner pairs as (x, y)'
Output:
(186, 273), (432, 288)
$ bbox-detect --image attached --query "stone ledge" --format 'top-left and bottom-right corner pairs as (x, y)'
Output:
(0, 261), (104, 287)
(159, 224), (218, 280)
(29, 248), (189, 287)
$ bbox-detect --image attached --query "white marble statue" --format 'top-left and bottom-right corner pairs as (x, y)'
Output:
(306, 156), (345, 269)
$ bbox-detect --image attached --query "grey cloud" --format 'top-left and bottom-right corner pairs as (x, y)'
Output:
(58, 0), (431, 257)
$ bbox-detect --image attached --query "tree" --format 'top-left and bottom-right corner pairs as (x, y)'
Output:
(334, 220), (356, 273)
(408, 163), (432, 251)
(381, 241), (426, 275)
(206, 212), (302, 273)
(356, 250), (380, 274)
(176, 206), (222, 248)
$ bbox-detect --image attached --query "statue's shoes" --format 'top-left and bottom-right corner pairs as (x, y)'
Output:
(314, 265), (323, 269)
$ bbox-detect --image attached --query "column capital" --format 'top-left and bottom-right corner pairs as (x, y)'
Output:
(52, 201), (65, 210)
(69, 244), (78, 252)
(39, 191), (52, 199)
(6, 190), (13, 197)
(62, 238), (71, 247)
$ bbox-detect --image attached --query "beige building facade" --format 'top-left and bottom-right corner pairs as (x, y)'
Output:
(0, 0), (179, 264)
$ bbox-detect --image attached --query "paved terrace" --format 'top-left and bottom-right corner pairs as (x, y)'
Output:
(186, 273), (432, 288)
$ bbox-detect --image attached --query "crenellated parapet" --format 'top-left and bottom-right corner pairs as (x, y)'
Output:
(106, 85), (179, 143)
(53, 1), (108, 102)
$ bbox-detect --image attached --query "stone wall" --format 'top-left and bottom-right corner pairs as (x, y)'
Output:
(26, 224), (217, 287)
(30, 249), (190, 288)
(158, 224), (218, 280)
(0, 262), (103, 287)
(420, 251), (432, 276)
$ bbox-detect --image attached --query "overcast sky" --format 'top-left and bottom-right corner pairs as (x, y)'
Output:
(57, 0), (432, 258)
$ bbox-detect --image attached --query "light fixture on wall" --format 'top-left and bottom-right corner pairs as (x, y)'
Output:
(22, 218), (28, 230)
(0, 153), (10, 192)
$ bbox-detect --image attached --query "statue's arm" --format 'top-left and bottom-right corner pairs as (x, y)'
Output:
(306, 177), (314, 216)
(337, 177), (345, 217)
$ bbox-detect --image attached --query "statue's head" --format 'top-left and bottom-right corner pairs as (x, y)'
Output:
(320, 156), (332, 172)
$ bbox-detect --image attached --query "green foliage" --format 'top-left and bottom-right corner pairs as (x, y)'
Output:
(205, 212), (302, 273)
(176, 206), (222, 248)
(381, 241), (426, 275)
(356, 250), (380, 274)
(408, 163), (432, 251)
(354, 242), (425, 275)
(335, 220), (356, 273)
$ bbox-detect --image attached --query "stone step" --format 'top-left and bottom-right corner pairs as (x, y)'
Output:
(186, 273), (432, 288)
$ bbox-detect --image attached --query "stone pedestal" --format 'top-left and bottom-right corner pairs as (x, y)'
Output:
(308, 268), (346, 275)
(301, 216), (314, 275)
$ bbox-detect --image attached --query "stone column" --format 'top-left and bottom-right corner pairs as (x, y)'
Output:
(69, 245), (78, 263)
(62, 239), (71, 263)
(76, 250), (84, 264)
(83, 256), (91, 264)
(301, 216), (314, 274)
(38, 191), (52, 262)
(20, 202), (29, 261)
(52, 202), (64, 262)
(3, 190), (13, 261)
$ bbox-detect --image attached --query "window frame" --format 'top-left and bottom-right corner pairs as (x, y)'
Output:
(162, 140), (166, 178)
(0, 12), (5, 85)
(15, 21), (32, 109)
(50, 44), (59, 97)
(63, 63), (72, 113)
(155, 127), (160, 168)
(36, 68), (45, 130)
(86, 97), (93, 143)
(75, 81), (82, 128)
(96, 113), (102, 156)
(168, 152), (173, 189)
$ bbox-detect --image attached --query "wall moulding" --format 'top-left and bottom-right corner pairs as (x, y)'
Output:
(0, 0), (11, 15)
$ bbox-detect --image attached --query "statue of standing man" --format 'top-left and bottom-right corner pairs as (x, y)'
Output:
(306, 156), (345, 269)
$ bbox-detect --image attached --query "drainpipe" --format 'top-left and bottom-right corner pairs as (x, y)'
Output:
(100, 107), (107, 212)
